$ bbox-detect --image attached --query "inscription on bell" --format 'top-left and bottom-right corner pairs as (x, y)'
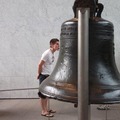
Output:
(61, 25), (77, 38)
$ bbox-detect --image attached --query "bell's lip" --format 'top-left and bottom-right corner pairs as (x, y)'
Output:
(40, 85), (77, 103)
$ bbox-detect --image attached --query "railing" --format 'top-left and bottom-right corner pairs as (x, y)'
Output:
(0, 87), (39, 100)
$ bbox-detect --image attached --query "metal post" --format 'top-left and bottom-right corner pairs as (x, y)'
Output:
(77, 8), (90, 120)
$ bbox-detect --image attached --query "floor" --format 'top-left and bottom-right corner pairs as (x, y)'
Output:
(0, 99), (120, 120)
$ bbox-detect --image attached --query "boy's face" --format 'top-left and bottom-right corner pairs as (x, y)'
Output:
(51, 41), (59, 51)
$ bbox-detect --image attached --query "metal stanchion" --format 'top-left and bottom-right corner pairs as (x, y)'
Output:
(77, 8), (90, 120)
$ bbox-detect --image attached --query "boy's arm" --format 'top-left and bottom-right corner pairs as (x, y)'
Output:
(37, 60), (45, 79)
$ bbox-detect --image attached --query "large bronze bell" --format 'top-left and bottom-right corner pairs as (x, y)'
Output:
(39, 0), (120, 104)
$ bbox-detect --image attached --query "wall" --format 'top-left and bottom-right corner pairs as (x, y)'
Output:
(0, 0), (120, 98)
(0, 0), (74, 98)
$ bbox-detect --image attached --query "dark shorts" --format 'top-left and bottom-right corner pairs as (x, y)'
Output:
(38, 74), (49, 99)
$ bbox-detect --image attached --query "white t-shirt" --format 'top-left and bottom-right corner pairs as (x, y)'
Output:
(40, 49), (54, 75)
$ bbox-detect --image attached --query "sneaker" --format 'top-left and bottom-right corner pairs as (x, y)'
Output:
(97, 105), (110, 110)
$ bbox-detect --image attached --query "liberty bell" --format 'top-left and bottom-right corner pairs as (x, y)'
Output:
(39, 0), (120, 104)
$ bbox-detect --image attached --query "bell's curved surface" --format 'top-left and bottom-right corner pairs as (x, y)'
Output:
(39, 18), (78, 103)
(40, 16), (120, 104)
(89, 17), (120, 104)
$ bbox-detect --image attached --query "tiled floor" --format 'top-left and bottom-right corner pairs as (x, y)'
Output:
(0, 99), (120, 120)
